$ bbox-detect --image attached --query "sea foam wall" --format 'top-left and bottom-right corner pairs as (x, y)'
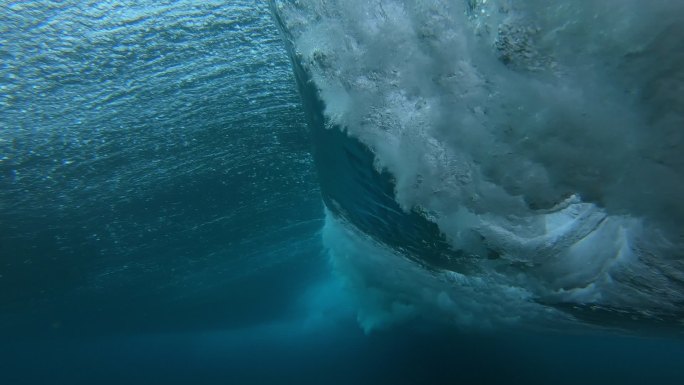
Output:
(272, 0), (684, 330)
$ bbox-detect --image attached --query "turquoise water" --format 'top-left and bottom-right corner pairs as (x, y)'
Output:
(1, 1), (683, 384)
(1, 1), (323, 336)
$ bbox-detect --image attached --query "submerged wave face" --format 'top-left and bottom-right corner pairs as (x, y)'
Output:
(273, 0), (684, 331)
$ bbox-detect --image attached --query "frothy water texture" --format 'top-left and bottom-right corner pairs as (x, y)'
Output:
(1, 1), (684, 384)
(272, 0), (684, 331)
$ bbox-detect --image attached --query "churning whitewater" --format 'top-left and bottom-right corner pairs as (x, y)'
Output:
(272, 0), (684, 331)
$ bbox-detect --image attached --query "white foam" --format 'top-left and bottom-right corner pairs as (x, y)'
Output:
(275, 0), (684, 327)
(322, 211), (574, 331)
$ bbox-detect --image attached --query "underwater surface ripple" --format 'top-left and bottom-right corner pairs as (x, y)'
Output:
(0, 0), (322, 335)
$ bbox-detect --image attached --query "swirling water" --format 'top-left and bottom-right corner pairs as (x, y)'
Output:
(273, 0), (684, 331)
(1, 1), (684, 384)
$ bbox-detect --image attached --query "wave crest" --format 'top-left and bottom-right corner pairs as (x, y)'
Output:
(272, 0), (684, 330)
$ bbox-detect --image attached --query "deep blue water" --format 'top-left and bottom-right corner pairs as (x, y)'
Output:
(3, 323), (684, 385)
(1, 1), (684, 384)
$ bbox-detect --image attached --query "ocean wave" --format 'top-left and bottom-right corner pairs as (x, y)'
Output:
(272, 0), (684, 331)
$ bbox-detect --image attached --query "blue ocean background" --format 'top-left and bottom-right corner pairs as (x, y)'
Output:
(1, 1), (683, 384)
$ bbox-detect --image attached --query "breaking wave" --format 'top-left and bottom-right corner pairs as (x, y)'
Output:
(272, 0), (684, 331)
